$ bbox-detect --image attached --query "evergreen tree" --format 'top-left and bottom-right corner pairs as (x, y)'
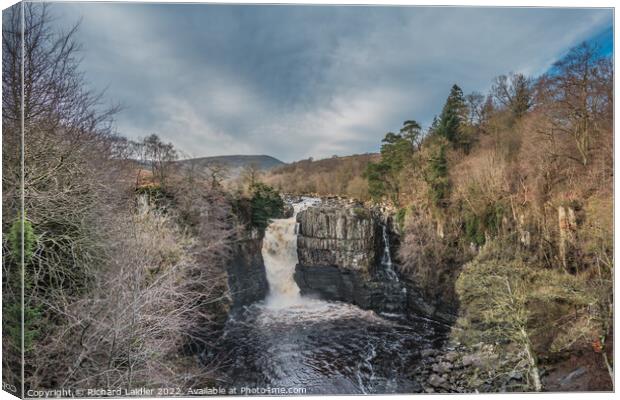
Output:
(437, 84), (467, 145)
(400, 120), (423, 150)
(249, 183), (284, 230)
(427, 115), (440, 136)
(380, 132), (413, 171)
(364, 130), (414, 204)
(425, 142), (450, 209)
(511, 74), (533, 118)
(364, 161), (392, 203)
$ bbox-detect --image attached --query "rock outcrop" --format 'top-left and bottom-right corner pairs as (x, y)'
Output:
(227, 228), (269, 308)
(294, 204), (409, 313)
(294, 202), (455, 321)
(296, 206), (377, 273)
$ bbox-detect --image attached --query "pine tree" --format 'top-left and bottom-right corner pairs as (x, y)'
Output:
(364, 130), (414, 204)
(427, 115), (440, 136)
(425, 143), (450, 209)
(437, 84), (467, 145)
(400, 120), (422, 150)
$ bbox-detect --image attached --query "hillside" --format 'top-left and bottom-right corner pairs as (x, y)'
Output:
(178, 154), (285, 170)
(173, 154), (285, 181)
(263, 153), (379, 199)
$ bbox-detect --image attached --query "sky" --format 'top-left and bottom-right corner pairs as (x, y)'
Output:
(50, 3), (613, 162)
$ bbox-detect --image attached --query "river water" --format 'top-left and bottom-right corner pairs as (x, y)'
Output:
(219, 198), (446, 395)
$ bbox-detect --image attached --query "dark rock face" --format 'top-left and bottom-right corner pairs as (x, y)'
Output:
(295, 205), (405, 314)
(294, 264), (400, 311)
(227, 229), (269, 308)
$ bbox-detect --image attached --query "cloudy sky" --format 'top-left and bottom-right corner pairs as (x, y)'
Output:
(52, 3), (613, 162)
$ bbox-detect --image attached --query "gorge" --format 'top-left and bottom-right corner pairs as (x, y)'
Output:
(219, 197), (450, 394)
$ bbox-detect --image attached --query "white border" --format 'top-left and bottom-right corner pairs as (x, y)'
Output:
(0, 1), (615, 400)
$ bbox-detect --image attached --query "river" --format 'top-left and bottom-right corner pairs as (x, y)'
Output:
(218, 198), (447, 395)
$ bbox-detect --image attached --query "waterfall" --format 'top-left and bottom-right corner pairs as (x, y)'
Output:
(262, 197), (319, 308)
(380, 224), (399, 282)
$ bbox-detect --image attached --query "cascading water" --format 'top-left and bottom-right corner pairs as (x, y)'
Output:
(261, 198), (318, 308)
(380, 224), (399, 282)
(219, 198), (446, 394)
(377, 221), (408, 313)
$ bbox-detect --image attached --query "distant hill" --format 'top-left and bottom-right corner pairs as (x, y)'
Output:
(178, 154), (285, 170)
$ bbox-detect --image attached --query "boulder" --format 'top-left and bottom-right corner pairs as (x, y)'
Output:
(432, 362), (453, 374)
(428, 374), (447, 388)
(445, 352), (459, 362)
(462, 355), (482, 368)
(421, 348), (438, 358)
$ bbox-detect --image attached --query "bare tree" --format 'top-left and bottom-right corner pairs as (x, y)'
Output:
(491, 72), (533, 118)
(241, 162), (262, 189)
(206, 162), (229, 188)
(465, 91), (485, 125)
(535, 43), (612, 167)
(141, 134), (178, 186)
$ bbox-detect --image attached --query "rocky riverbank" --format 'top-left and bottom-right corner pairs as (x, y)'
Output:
(413, 340), (611, 393)
(414, 342), (527, 393)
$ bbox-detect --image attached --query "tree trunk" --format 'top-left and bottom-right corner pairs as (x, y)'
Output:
(558, 205), (577, 271)
(522, 327), (542, 391)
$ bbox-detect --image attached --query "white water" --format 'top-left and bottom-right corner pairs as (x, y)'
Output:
(380, 224), (399, 282)
(262, 197), (320, 308)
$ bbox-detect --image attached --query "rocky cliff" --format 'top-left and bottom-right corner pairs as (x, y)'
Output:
(295, 204), (400, 313)
(294, 203), (454, 322)
(297, 206), (377, 273)
(227, 228), (269, 308)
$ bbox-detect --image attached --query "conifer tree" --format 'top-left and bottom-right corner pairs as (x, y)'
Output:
(425, 143), (450, 209)
(400, 120), (423, 150)
(437, 84), (467, 145)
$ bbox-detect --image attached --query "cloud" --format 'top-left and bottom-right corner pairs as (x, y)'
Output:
(51, 4), (612, 162)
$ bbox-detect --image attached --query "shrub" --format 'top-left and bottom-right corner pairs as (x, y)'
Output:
(455, 243), (597, 391)
(398, 210), (467, 308)
(463, 202), (505, 246)
(250, 183), (285, 230)
(8, 215), (36, 264)
(394, 207), (407, 232)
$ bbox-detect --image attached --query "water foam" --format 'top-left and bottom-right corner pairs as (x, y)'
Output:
(262, 197), (320, 308)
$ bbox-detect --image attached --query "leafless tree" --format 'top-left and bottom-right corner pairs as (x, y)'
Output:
(491, 72), (533, 118)
(241, 162), (262, 189)
(206, 162), (229, 188)
(465, 91), (485, 125)
(535, 43), (612, 167)
(141, 134), (178, 186)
